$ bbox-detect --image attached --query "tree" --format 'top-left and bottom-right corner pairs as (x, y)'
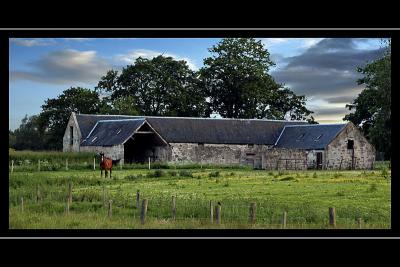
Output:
(199, 38), (313, 120)
(12, 115), (46, 150)
(344, 40), (391, 159)
(9, 130), (16, 148)
(39, 87), (103, 150)
(98, 56), (210, 117)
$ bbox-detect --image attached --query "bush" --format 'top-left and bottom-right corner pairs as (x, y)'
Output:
(179, 170), (193, 177)
(147, 170), (166, 178)
(168, 171), (177, 177)
(312, 172), (317, 178)
(209, 171), (220, 178)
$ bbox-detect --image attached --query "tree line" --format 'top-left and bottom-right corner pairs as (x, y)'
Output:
(9, 38), (391, 159)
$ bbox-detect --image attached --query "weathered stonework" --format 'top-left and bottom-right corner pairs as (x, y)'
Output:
(261, 148), (308, 170)
(325, 123), (375, 170)
(80, 145), (125, 161)
(62, 113), (81, 152)
(170, 143), (271, 166)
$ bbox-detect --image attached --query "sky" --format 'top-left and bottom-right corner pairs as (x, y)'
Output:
(9, 37), (385, 130)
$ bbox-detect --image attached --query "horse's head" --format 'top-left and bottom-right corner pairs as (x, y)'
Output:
(99, 152), (104, 162)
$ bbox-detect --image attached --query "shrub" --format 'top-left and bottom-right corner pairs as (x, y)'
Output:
(179, 170), (193, 177)
(312, 172), (317, 178)
(209, 171), (220, 178)
(280, 176), (296, 181)
(168, 171), (177, 177)
(147, 170), (166, 178)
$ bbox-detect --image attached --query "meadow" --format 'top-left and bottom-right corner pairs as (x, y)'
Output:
(8, 152), (391, 229)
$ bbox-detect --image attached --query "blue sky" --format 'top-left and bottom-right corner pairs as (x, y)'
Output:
(9, 37), (384, 130)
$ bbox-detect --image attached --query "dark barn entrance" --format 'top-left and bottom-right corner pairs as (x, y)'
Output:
(124, 123), (168, 163)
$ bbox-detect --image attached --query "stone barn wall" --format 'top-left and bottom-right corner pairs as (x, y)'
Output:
(261, 148), (308, 170)
(325, 123), (375, 170)
(170, 143), (271, 166)
(80, 145), (124, 161)
(63, 114), (81, 152)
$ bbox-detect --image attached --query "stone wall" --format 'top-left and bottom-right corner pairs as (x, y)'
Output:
(62, 113), (81, 152)
(261, 148), (308, 170)
(170, 143), (271, 166)
(80, 145), (124, 161)
(325, 123), (375, 170)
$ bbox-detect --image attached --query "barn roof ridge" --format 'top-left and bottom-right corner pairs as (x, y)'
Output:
(76, 113), (306, 123)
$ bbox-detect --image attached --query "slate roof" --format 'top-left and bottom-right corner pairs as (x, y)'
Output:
(74, 113), (307, 145)
(274, 123), (348, 150)
(80, 119), (145, 146)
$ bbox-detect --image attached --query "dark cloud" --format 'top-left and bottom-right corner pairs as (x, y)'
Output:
(10, 49), (110, 85)
(272, 38), (384, 99)
(325, 95), (357, 104)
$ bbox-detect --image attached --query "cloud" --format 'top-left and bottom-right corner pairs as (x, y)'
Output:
(261, 38), (325, 49)
(271, 38), (384, 121)
(10, 49), (110, 85)
(10, 38), (56, 47)
(115, 49), (198, 70)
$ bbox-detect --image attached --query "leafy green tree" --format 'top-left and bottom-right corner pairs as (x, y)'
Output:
(199, 38), (313, 121)
(39, 87), (103, 150)
(344, 40), (391, 159)
(9, 130), (16, 148)
(98, 56), (210, 117)
(12, 115), (46, 150)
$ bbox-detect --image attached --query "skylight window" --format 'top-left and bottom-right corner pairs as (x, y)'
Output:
(117, 128), (122, 135)
(314, 134), (323, 141)
(296, 133), (305, 141)
(91, 136), (97, 143)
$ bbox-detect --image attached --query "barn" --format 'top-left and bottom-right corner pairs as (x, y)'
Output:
(63, 112), (375, 170)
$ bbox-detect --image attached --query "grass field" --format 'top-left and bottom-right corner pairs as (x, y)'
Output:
(9, 163), (391, 229)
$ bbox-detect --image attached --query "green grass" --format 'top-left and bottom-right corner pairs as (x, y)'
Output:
(9, 167), (391, 229)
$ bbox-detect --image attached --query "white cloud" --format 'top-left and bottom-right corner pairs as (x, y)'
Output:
(116, 49), (198, 70)
(10, 49), (110, 85)
(261, 38), (325, 49)
(10, 38), (56, 47)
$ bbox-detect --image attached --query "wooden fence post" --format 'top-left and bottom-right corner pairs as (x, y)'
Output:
(148, 157), (151, 170)
(68, 181), (73, 205)
(11, 160), (14, 173)
(136, 190), (140, 209)
(21, 197), (24, 213)
(329, 207), (336, 228)
(102, 185), (106, 208)
(108, 200), (113, 218)
(93, 157), (96, 171)
(38, 159), (41, 172)
(171, 196), (176, 220)
(215, 203), (221, 225)
(209, 201), (213, 224)
(282, 211), (287, 229)
(66, 199), (70, 215)
(248, 202), (257, 224)
(36, 185), (40, 203)
(66, 159), (68, 171)
(140, 199), (148, 225)
(357, 217), (362, 229)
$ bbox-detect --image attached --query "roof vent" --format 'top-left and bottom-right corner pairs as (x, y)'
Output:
(296, 133), (305, 141)
(91, 136), (97, 143)
(117, 128), (122, 135)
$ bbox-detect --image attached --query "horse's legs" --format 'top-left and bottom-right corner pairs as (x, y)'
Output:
(110, 169), (112, 179)
(101, 169), (103, 178)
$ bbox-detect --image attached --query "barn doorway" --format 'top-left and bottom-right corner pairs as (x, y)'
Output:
(123, 123), (169, 163)
(316, 152), (323, 169)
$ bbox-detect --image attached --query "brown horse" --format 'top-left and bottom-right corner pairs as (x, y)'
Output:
(99, 152), (120, 178)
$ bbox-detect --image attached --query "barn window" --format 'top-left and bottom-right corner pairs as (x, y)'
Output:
(69, 126), (73, 146)
(347, 139), (354, 149)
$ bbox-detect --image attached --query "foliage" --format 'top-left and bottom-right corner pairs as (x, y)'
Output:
(344, 40), (391, 159)
(199, 38), (313, 121)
